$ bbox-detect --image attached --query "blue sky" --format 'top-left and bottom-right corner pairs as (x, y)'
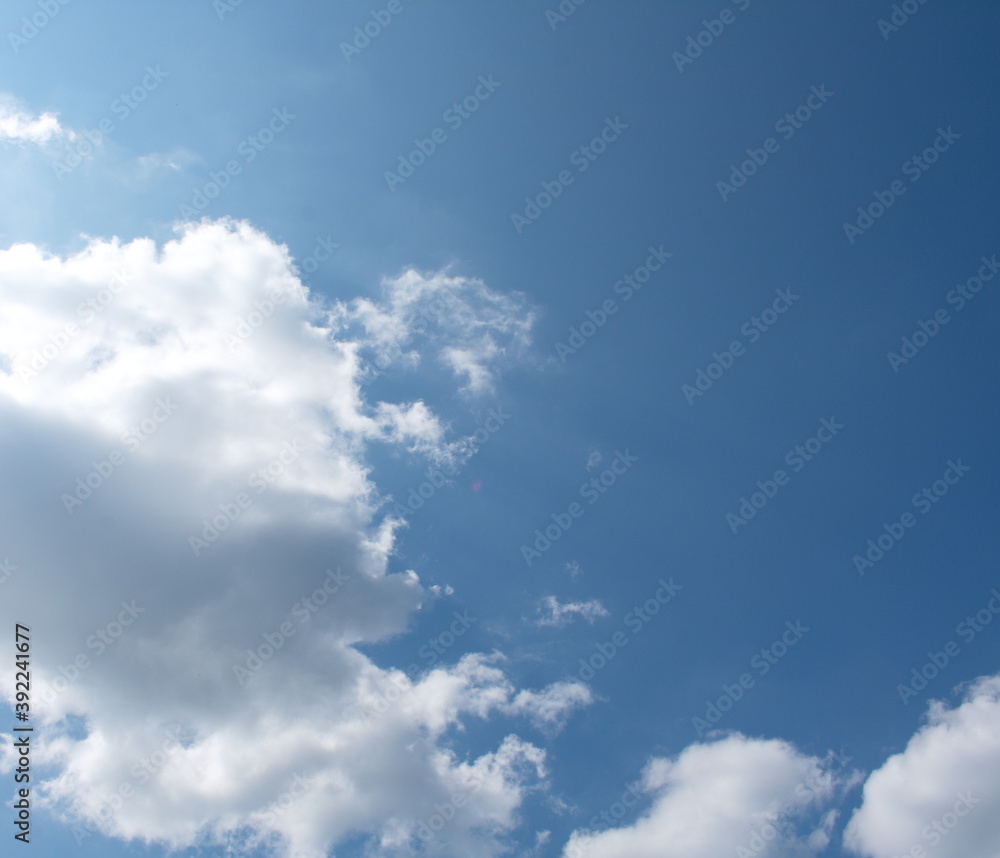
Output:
(1, 2), (999, 858)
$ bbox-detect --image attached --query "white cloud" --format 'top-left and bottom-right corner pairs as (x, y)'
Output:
(131, 148), (200, 177)
(534, 595), (608, 628)
(844, 673), (1000, 858)
(0, 218), (573, 858)
(561, 734), (854, 858)
(0, 95), (73, 146)
(336, 266), (537, 395)
(505, 681), (594, 731)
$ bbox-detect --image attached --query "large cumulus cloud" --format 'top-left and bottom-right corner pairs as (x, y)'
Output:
(0, 218), (583, 858)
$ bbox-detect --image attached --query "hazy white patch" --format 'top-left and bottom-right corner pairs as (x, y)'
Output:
(534, 596), (608, 628)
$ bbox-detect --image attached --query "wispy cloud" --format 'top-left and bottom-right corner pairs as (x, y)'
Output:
(535, 595), (608, 628)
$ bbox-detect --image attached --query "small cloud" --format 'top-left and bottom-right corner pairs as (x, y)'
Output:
(0, 95), (74, 146)
(528, 830), (552, 856)
(564, 561), (583, 579)
(132, 148), (200, 176)
(428, 584), (455, 598)
(586, 450), (602, 471)
(504, 680), (593, 731)
(534, 595), (608, 628)
(334, 267), (537, 397)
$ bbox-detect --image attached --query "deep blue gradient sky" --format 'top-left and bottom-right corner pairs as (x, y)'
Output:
(2, 3), (999, 858)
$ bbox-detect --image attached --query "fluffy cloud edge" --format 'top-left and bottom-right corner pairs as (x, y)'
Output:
(843, 672), (1000, 858)
(0, 217), (571, 858)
